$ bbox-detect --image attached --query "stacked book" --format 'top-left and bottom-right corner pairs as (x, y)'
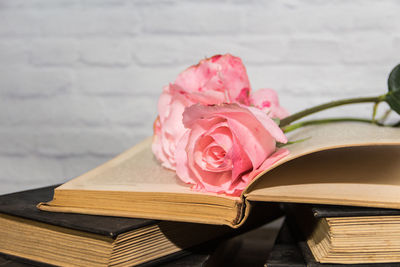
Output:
(5, 190), (400, 267)
(1, 123), (400, 266)
(266, 204), (400, 266)
(0, 185), (282, 266)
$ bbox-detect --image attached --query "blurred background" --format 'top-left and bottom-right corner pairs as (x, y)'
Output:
(1, 0), (400, 194)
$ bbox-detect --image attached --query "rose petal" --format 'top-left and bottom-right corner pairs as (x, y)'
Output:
(247, 106), (288, 144)
(250, 88), (289, 119)
(193, 136), (214, 170)
(176, 117), (225, 185)
(224, 148), (289, 196)
(175, 54), (252, 104)
(229, 132), (252, 182)
(175, 130), (197, 184)
(155, 84), (197, 169)
(152, 118), (173, 169)
(205, 123), (232, 152)
(186, 125), (234, 192)
(182, 103), (286, 168)
(243, 148), (290, 181)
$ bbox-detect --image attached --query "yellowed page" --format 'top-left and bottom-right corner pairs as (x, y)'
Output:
(57, 137), (238, 201)
(245, 122), (400, 208)
(59, 122), (399, 202)
(52, 122), (400, 212)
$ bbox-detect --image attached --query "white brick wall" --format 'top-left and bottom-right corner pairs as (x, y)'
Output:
(1, 0), (399, 194)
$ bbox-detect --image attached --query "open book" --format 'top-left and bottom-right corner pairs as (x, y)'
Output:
(38, 122), (400, 228)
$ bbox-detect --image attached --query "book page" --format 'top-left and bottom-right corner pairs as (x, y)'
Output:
(58, 137), (238, 200)
(59, 122), (398, 203)
(244, 122), (400, 193)
(245, 122), (400, 208)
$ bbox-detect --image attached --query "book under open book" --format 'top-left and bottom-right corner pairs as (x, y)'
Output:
(284, 203), (400, 264)
(38, 122), (400, 227)
(0, 185), (280, 267)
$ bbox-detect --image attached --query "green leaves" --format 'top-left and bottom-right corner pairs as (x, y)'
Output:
(277, 137), (311, 148)
(272, 117), (280, 126)
(386, 64), (400, 115)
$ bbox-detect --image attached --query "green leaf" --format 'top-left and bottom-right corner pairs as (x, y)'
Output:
(386, 64), (400, 115)
(272, 117), (280, 126)
(277, 137), (311, 148)
(388, 64), (400, 92)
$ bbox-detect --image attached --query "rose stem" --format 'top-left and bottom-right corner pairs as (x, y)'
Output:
(279, 94), (387, 127)
(371, 101), (380, 122)
(282, 117), (384, 133)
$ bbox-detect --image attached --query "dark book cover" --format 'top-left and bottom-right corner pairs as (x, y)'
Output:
(0, 185), (157, 238)
(283, 203), (400, 220)
(1, 185), (282, 238)
(310, 205), (400, 218)
(0, 186), (231, 267)
(1, 185), (283, 267)
(282, 203), (400, 243)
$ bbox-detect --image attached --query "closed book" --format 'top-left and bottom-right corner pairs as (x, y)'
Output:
(266, 219), (400, 267)
(284, 204), (400, 264)
(0, 242), (224, 267)
(0, 185), (236, 267)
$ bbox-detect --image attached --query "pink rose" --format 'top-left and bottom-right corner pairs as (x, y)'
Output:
(152, 54), (289, 173)
(152, 54), (252, 170)
(152, 84), (192, 169)
(250, 89), (289, 119)
(175, 54), (252, 104)
(175, 103), (289, 196)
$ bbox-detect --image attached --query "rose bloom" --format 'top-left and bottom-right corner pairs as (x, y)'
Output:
(153, 54), (288, 171)
(153, 54), (252, 169)
(175, 103), (289, 196)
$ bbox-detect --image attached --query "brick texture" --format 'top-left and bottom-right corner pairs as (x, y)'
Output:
(1, 0), (399, 194)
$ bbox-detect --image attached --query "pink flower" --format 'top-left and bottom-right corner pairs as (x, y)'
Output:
(175, 54), (251, 104)
(152, 54), (289, 173)
(175, 103), (289, 196)
(152, 85), (193, 169)
(250, 89), (289, 119)
(152, 54), (252, 170)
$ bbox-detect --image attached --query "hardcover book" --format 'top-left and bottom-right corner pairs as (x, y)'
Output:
(0, 185), (248, 267)
(37, 122), (400, 227)
(266, 219), (400, 267)
(284, 204), (400, 264)
(0, 241), (227, 267)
